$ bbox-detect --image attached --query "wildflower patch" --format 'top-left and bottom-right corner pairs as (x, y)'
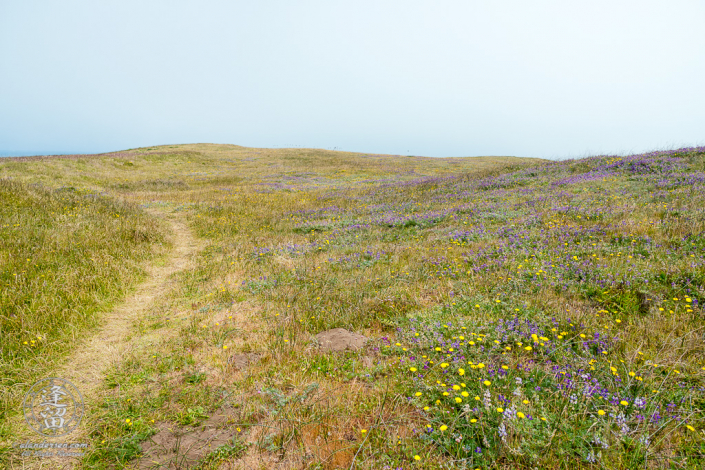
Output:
(387, 314), (704, 467)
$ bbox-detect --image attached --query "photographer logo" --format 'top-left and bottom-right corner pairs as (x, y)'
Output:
(23, 377), (84, 437)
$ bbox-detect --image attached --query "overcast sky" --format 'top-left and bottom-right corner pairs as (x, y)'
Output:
(1, 1), (703, 159)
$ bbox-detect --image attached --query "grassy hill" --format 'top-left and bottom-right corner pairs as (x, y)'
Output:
(1, 144), (704, 469)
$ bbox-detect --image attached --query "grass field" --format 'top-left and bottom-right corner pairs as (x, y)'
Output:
(1, 144), (704, 469)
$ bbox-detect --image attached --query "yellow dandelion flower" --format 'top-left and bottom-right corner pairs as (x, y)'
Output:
(620, 400), (629, 406)
(517, 412), (525, 418)
(598, 410), (605, 416)
(440, 425), (448, 431)
(483, 380), (491, 386)
(496, 407), (504, 413)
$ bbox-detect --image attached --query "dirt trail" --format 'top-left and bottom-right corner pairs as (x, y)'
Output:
(9, 209), (204, 469)
(61, 210), (201, 397)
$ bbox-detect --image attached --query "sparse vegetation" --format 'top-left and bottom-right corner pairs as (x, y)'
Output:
(1, 144), (703, 468)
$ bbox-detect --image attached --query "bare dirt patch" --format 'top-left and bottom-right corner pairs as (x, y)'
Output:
(137, 410), (242, 469)
(315, 328), (368, 353)
(228, 353), (262, 370)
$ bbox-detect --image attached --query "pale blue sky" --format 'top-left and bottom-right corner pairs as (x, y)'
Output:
(1, 0), (703, 159)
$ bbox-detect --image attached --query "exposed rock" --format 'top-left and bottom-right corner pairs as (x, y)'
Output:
(315, 328), (368, 353)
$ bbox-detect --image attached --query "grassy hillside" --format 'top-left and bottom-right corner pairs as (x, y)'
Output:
(1, 144), (703, 469)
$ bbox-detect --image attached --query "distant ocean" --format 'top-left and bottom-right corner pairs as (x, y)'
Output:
(0, 151), (85, 158)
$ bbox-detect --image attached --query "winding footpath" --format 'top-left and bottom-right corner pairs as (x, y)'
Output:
(9, 209), (204, 469)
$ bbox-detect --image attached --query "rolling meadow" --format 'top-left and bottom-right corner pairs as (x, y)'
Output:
(1, 144), (704, 469)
